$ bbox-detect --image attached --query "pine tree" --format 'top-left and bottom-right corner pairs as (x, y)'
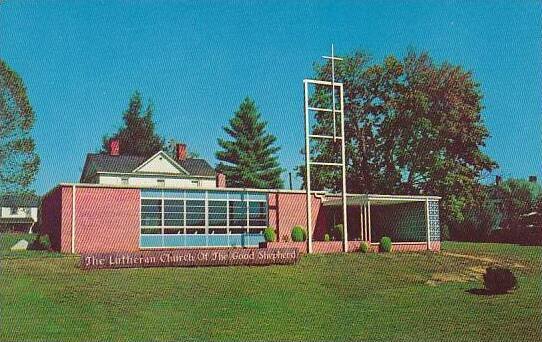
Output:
(216, 98), (283, 189)
(101, 91), (164, 157)
(0, 59), (40, 193)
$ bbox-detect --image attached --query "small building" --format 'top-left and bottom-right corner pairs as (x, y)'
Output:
(40, 141), (441, 254)
(80, 142), (220, 188)
(0, 193), (40, 232)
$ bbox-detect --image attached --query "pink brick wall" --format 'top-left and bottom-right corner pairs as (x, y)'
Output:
(39, 186), (63, 251)
(267, 192), (327, 242)
(74, 187), (140, 253)
(41, 185), (140, 253)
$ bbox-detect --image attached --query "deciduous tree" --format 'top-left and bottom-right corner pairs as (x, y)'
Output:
(0, 59), (40, 193)
(299, 50), (496, 237)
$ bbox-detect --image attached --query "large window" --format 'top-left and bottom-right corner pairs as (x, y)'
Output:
(141, 199), (161, 234)
(140, 189), (268, 248)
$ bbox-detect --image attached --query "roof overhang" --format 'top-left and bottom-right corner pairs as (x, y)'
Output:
(322, 194), (441, 207)
(95, 171), (215, 179)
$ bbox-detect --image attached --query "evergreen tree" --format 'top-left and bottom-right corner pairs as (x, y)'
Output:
(0, 59), (40, 193)
(101, 91), (164, 157)
(216, 98), (283, 188)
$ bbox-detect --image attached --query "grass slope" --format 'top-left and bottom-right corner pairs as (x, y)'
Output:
(0, 238), (540, 341)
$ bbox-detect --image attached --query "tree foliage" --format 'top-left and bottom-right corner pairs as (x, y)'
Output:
(492, 178), (541, 229)
(216, 97), (283, 189)
(299, 50), (496, 236)
(101, 91), (164, 157)
(164, 138), (200, 159)
(0, 59), (40, 193)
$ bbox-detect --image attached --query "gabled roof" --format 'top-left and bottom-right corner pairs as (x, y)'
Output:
(80, 152), (216, 182)
(132, 151), (189, 175)
(0, 193), (40, 207)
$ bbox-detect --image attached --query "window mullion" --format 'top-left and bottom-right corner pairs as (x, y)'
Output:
(246, 194), (249, 233)
(226, 193), (230, 234)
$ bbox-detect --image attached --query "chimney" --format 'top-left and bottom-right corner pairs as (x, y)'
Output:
(529, 175), (537, 183)
(216, 172), (226, 188)
(109, 139), (120, 156)
(176, 143), (187, 161)
(495, 175), (502, 185)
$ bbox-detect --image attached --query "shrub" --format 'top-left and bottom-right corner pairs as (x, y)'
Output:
(483, 267), (517, 294)
(263, 227), (277, 242)
(324, 234), (331, 242)
(28, 234), (51, 251)
(291, 226), (306, 242)
(379, 236), (392, 252)
(334, 224), (344, 241)
(360, 241), (369, 253)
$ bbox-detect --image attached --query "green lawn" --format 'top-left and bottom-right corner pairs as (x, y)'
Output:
(1, 235), (540, 341)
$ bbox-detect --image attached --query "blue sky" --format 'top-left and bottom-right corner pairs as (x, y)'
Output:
(0, 0), (541, 195)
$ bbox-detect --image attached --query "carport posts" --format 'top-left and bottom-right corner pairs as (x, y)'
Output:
(425, 198), (431, 251)
(359, 198), (371, 243)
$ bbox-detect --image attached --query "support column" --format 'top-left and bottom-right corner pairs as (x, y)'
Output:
(425, 199), (431, 251)
(363, 204), (368, 242)
(367, 200), (372, 244)
(303, 81), (313, 254)
(71, 185), (76, 254)
(360, 205), (364, 241)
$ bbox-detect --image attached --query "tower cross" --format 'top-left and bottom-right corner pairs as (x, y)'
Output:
(323, 44), (343, 141)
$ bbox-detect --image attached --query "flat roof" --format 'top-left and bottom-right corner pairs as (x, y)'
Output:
(52, 183), (440, 202)
(323, 194), (441, 207)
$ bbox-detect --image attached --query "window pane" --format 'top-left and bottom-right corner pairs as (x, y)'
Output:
(229, 201), (247, 226)
(164, 219), (183, 226)
(164, 199), (183, 211)
(186, 200), (205, 226)
(164, 228), (184, 234)
(164, 212), (183, 220)
(249, 219), (267, 227)
(186, 228), (205, 234)
(229, 227), (247, 234)
(209, 228), (227, 234)
(141, 228), (161, 234)
(209, 200), (227, 226)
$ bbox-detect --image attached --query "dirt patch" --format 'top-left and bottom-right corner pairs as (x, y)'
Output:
(430, 272), (473, 283)
(427, 252), (526, 286)
(441, 252), (497, 263)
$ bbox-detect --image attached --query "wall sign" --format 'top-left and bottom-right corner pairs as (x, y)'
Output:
(80, 248), (299, 270)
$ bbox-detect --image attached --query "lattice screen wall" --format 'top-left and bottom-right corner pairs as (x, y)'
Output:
(428, 200), (441, 242)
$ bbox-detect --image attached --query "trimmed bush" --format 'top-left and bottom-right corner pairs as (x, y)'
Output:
(263, 227), (277, 242)
(324, 234), (331, 242)
(360, 241), (369, 253)
(28, 234), (51, 251)
(484, 267), (517, 294)
(291, 226), (306, 242)
(334, 224), (344, 241)
(379, 236), (392, 252)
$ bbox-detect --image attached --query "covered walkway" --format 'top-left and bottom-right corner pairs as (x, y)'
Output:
(321, 194), (441, 251)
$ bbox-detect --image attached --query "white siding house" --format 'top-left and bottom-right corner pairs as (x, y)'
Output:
(0, 194), (40, 232)
(79, 142), (223, 189)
